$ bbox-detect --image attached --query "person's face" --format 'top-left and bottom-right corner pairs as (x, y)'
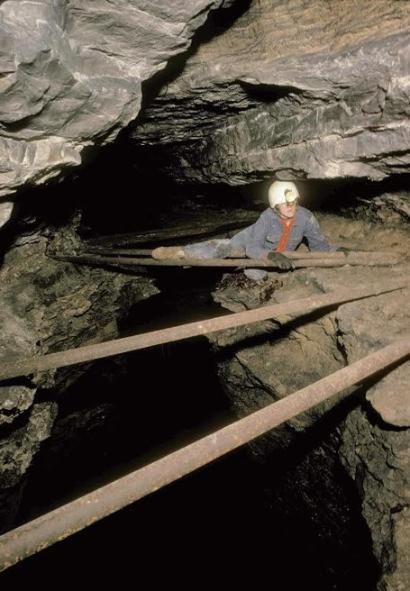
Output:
(276, 200), (297, 219)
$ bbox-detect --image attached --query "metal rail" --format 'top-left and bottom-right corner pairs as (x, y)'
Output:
(0, 337), (408, 571)
(58, 252), (401, 269)
(84, 247), (153, 256)
(0, 280), (407, 382)
(84, 248), (387, 261)
(84, 248), (350, 258)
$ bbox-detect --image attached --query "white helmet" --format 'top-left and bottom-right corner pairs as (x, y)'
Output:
(268, 181), (300, 208)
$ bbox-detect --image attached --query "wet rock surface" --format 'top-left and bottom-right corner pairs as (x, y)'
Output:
(1, 1), (410, 195)
(210, 213), (410, 589)
(0, 0), (228, 196)
(0, 200), (407, 589)
(0, 219), (157, 528)
(132, 0), (410, 184)
(340, 408), (410, 591)
(0, 0), (408, 583)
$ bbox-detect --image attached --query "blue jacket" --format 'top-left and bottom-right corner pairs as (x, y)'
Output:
(230, 207), (336, 258)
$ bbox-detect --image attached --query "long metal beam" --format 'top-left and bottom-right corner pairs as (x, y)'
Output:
(59, 252), (402, 269)
(0, 337), (408, 571)
(82, 248), (393, 261)
(0, 280), (407, 382)
(83, 248), (350, 258)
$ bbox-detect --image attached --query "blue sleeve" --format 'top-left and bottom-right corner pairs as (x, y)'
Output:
(242, 210), (272, 259)
(304, 213), (337, 252)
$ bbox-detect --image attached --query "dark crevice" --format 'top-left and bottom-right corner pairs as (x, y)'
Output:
(1, 130), (407, 589)
(1, 262), (381, 589)
(239, 81), (303, 103)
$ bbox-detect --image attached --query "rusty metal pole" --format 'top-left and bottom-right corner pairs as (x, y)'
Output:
(82, 248), (397, 262)
(0, 337), (408, 571)
(0, 280), (407, 382)
(84, 247), (153, 256)
(83, 248), (349, 258)
(60, 252), (402, 268)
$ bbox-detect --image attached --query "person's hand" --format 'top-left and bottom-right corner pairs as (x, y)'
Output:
(337, 247), (351, 255)
(266, 252), (294, 270)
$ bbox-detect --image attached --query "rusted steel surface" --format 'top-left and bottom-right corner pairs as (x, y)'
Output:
(92, 248), (389, 261)
(0, 280), (407, 382)
(59, 252), (401, 269)
(284, 251), (397, 261)
(0, 337), (408, 572)
(82, 248), (347, 258)
(84, 247), (153, 256)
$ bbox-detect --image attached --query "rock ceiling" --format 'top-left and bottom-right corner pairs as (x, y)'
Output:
(0, 0), (409, 203)
(132, 0), (410, 184)
(0, 0), (231, 198)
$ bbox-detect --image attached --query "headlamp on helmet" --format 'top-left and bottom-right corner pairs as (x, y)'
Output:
(268, 181), (300, 208)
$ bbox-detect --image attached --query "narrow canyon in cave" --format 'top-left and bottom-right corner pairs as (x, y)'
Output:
(0, 1), (409, 589)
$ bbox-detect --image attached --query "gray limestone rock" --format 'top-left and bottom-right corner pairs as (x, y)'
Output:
(0, 402), (57, 489)
(0, 307), (38, 425)
(0, 401), (58, 531)
(0, 220), (158, 514)
(336, 285), (410, 427)
(366, 367), (410, 428)
(340, 407), (410, 591)
(210, 214), (410, 589)
(0, 202), (14, 228)
(1, 1), (410, 194)
(132, 1), (410, 184)
(0, 0), (227, 196)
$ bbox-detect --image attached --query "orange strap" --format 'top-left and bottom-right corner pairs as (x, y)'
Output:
(275, 218), (295, 252)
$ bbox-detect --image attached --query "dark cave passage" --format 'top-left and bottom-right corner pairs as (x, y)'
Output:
(1, 159), (409, 590)
(1, 2), (409, 587)
(1, 263), (380, 590)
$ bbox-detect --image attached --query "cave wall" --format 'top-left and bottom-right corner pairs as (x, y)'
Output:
(132, 0), (410, 184)
(0, 0), (232, 199)
(1, 0), (409, 199)
(209, 218), (410, 590)
(0, 218), (157, 530)
(340, 409), (409, 591)
(0, 1), (409, 586)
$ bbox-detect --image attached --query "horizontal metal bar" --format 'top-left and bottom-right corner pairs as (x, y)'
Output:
(0, 280), (407, 382)
(82, 248), (348, 259)
(83, 248), (153, 257)
(100, 248), (384, 261)
(0, 336), (408, 571)
(59, 252), (402, 269)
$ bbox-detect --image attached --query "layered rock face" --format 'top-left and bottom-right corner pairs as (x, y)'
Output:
(1, 0), (409, 197)
(210, 215), (410, 590)
(0, 1), (409, 587)
(0, 220), (157, 530)
(0, 0), (230, 198)
(132, 0), (410, 184)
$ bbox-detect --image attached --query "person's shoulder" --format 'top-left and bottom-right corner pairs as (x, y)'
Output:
(297, 206), (313, 216)
(297, 206), (316, 222)
(257, 207), (275, 221)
